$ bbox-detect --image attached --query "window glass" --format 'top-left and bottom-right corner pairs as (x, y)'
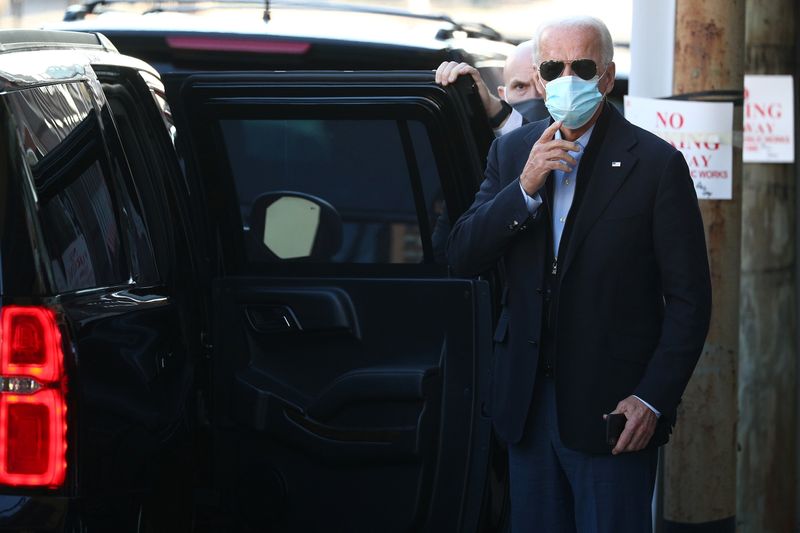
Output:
(38, 161), (126, 291)
(102, 79), (170, 285)
(219, 117), (444, 264)
(409, 120), (448, 264)
(6, 83), (129, 292)
(476, 64), (504, 98)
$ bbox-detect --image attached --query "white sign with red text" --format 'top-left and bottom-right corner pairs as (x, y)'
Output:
(624, 96), (733, 200)
(743, 75), (794, 163)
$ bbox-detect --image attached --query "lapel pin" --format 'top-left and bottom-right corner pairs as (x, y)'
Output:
(611, 161), (622, 167)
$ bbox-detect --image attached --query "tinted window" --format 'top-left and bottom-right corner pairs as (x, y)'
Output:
(219, 117), (444, 264)
(39, 161), (127, 291)
(6, 83), (129, 292)
(102, 78), (175, 286)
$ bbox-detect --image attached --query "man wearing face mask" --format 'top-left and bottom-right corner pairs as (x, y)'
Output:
(435, 40), (549, 137)
(447, 15), (711, 532)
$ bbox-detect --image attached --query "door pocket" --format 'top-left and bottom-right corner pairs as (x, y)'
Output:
(231, 365), (442, 462)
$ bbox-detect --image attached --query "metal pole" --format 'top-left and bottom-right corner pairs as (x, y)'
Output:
(739, 0), (798, 532)
(663, 1), (744, 531)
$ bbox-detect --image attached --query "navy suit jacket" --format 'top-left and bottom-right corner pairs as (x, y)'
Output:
(447, 104), (712, 454)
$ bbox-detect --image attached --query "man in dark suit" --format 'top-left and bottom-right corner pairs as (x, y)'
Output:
(447, 15), (712, 533)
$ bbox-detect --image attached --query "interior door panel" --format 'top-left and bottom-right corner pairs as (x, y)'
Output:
(165, 71), (497, 531)
(212, 277), (492, 531)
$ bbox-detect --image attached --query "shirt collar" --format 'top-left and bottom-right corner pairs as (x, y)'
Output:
(555, 123), (596, 151)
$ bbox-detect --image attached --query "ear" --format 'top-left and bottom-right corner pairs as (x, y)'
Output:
(497, 85), (506, 100)
(532, 78), (544, 98)
(533, 68), (547, 95)
(601, 62), (616, 96)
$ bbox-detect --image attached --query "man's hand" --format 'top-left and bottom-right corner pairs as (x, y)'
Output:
(435, 61), (503, 118)
(519, 120), (578, 196)
(605, 396), (657, 455)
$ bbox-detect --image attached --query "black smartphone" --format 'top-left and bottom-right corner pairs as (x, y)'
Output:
(605, 413), (627, 446)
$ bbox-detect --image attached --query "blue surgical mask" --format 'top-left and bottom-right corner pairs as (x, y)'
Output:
(543, 73), (605, 129)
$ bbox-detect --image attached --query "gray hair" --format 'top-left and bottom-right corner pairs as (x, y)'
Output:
(531, 16), (614, 66)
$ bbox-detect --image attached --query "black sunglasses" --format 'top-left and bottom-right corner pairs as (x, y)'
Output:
(538, 59), (600, 82)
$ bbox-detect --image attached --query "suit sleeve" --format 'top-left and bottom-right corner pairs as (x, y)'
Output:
(633, 150), (712, 422)
(446, 138), (541, 276)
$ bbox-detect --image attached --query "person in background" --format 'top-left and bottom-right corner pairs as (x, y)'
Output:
(446, 15), (711, 532)
(435, 40), (548, 137)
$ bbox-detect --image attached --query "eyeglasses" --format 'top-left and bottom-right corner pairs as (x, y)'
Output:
(537, 59), (601, 82)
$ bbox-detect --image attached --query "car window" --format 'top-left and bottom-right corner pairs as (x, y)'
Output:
(476, 64), (504, 98)
(101, 74), (180, 286)
(101, 105), (162, 287)
(5, 83), (130, 292)
(218, 116), (445, 265)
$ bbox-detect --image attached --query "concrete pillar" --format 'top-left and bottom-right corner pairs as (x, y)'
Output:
(738, 0), (797, 531)
(663, 1), (744, 531)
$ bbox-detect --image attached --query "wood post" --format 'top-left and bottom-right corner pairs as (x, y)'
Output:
(664, 1), (744, 530)
(738, 0), (797, 531)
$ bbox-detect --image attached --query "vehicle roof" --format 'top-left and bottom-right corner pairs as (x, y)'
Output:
(54, 1), (512, 57)
(0, 29), (159, 91)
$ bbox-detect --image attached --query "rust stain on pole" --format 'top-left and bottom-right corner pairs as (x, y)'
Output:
(665, 0), (744, 525)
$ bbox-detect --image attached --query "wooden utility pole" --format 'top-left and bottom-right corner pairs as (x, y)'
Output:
(738, 0), (797, 531)
(664, 1), (744, 530)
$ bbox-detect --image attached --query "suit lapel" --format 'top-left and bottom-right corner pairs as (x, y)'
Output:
(560, 106), (639, 279)
(522, 116), (553, 146)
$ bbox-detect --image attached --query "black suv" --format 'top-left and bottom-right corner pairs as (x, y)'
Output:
(0, 26), (505, 531)
(51, 0), (629, 101)
(55, 0), (515, 90)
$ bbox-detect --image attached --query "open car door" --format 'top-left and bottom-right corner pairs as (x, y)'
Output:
(164, 71), (496, 532)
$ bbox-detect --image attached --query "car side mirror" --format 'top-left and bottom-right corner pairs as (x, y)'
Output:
(249, 192), (342, 261)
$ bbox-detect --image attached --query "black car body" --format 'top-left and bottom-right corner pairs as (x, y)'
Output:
(55, 0), (515, 93)
(0, 24), (503, 531)
(51, 0), (629, 102)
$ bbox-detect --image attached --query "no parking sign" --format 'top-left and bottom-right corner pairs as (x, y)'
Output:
(624, 96), (733, 200)
(743, 75), (794, 163)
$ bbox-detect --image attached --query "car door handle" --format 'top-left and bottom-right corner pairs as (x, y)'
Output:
(243, 288), (361, 339)
(245, 304), (300, 333)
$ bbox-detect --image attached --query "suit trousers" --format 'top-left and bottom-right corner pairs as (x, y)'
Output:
(508, 373), (658, 533)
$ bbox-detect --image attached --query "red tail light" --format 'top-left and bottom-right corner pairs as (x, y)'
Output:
(0, 307), (67, 488)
